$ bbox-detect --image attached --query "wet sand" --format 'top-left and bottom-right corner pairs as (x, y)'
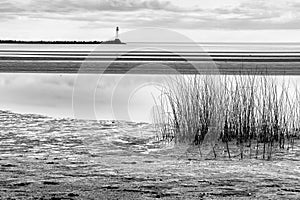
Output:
(1, 45), (300, 74)
(0, 110), (300, 199)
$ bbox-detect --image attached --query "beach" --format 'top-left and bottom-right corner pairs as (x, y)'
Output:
(0, 110), (299, 199)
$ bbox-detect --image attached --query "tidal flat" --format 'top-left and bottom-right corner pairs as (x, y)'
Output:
(0, 110), (299, 199)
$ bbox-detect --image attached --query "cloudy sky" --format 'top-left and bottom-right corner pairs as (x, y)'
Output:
(1, 0), (300, 42)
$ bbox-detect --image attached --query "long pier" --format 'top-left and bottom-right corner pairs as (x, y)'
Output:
(1, 49), (300, 75)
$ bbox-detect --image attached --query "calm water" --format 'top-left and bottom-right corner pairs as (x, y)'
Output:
(1, 42), (300, 121)
(1, 42), (300, 51)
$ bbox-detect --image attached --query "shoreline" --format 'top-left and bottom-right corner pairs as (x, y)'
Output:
(0, 40), (103, 44)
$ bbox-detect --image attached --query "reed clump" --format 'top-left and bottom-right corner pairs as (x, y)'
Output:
(154, 75), (300, 160)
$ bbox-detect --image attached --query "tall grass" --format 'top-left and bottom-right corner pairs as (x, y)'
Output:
(153, 75), (300, 160)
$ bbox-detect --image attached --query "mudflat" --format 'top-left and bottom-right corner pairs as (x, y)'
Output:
(0, 110), (299, 199)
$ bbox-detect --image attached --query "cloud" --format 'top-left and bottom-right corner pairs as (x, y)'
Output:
(0, 0), (178, 13)
(0, 0), (300, 30)
(81, 7), (300, 30)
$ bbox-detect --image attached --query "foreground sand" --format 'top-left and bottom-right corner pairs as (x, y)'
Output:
(0, 111), (299, 199)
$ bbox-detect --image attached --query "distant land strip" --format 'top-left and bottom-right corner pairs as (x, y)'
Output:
(0, 40), (103, 44)
(3, 41), (300, 45)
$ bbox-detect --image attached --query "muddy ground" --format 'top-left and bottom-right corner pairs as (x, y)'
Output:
(0, 110), (299, 199)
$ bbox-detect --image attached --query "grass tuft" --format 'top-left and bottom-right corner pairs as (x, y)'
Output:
(153, 75), (300, 160)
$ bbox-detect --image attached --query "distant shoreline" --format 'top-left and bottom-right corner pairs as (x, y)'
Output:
(0, 39), (126, 44)
(0, 40), (298, 45)
(0, 40), (103, 44)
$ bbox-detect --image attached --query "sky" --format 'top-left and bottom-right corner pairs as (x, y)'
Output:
(1, 0), (300, 122)
(0, 0), (300, 42)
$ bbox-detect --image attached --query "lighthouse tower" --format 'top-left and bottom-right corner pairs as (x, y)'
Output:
(115, 27), (119, 40)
